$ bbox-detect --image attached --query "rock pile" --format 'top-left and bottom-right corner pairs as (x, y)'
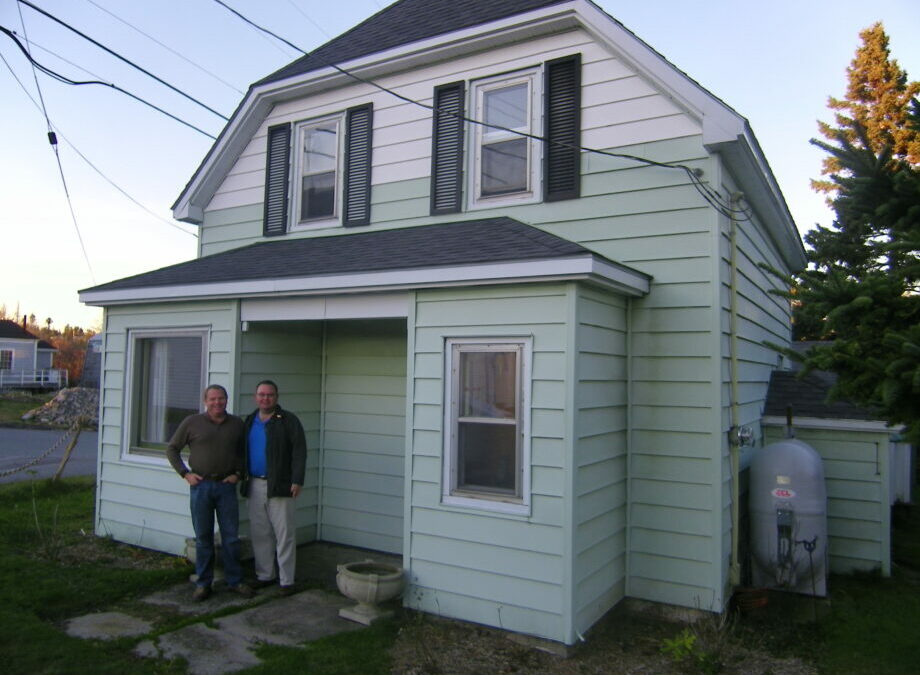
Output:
(22, 387), (100, 428)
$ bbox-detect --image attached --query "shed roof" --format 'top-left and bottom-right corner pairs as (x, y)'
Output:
(764, 370), (877, 422)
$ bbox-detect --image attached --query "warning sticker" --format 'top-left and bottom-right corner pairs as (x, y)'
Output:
(772, 488), (796, 499)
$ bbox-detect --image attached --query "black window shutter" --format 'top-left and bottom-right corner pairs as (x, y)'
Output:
(430, 82), (465, 214)
(344, 103), (373, 227)
(263, 123), (291, 236)
(544, 54), (581, 202)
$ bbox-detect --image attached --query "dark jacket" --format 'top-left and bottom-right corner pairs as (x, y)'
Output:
(240, 405), (307, 498)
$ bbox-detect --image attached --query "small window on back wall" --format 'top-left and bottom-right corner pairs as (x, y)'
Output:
(442, 337), (531, 514)
(127, 330), (206, 454)
(470, 70), (540, 206)
(293, 117), (340, 223)
(0, 350), (12, 370)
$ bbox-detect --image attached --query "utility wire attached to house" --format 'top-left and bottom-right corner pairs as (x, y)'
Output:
(210, 0), (754, 222)
(1, 50), (199, 238)
(0, 25), (217, 139)
(17, 0), (229, 122)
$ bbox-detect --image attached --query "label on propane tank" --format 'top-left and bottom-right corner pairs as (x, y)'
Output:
(771, 487), (796, 499)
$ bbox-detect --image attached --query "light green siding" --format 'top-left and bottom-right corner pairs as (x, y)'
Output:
(406, 283), (574, 642)
(320, 320), (407, 554)
(96, 301), (239, 555)
(763, 424), (892, 575)
(237, 322), (323, 543)
(572, 287), (628, 636)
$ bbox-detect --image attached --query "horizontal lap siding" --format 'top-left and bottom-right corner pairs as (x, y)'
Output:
(238, 324), (323, 543)
(573, 287), (628, 635)
(408, 284), (571, 642)
(763, 425), (891, 575)
(97, 302), (238, 555)
(321, 320), (406, 554)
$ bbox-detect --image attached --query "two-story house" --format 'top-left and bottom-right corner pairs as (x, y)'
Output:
(80, 0), (809, 645)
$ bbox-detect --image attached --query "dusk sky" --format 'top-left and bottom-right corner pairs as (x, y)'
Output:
(2, 0), (918, 329)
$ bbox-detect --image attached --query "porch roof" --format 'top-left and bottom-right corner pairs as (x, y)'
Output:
(80, 218), (651, 306)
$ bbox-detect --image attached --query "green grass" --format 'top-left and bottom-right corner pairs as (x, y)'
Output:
(0, 391), (55, 425)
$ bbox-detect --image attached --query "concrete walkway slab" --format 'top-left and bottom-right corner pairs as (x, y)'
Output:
(216, 589), (363, 646)
(136, 622), (263, 675)
(65, 611), (153, 640)
(142, 581), (260, 616)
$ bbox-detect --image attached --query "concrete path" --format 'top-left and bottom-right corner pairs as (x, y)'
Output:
(63, 542), (402, 674)
(0, 427), (98, 483)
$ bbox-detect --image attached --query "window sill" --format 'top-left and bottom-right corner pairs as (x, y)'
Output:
(441, 493), (530, 516)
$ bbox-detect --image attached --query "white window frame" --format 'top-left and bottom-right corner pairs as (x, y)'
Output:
(290, 114), (343, 229)
(0, 349), (12, 370)
(468, 68), (542, 209)
(442, 337), (532, 515)
(122, 327), (208, 462)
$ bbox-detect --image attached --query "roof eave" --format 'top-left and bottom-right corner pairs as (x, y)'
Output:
(79, 254), (650, 307)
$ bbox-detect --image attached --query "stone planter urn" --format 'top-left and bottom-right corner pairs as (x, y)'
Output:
(336, 559), (405, 625)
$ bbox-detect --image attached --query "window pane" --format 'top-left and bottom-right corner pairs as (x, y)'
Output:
(459, 351), (516, 419)
(481, 138), (528, 196)
(300, 172), (335, 219)
(484, 83), (527, 129)
(0, 350), (11, 370)
(458, 422), (516, 493)
(302, 124), (337, 173)
(137, 336), (201, 448)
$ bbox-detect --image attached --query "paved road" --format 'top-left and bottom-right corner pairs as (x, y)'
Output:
(0, 427), (98, 483)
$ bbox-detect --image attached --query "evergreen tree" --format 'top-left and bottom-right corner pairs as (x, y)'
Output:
(812, 22), (919, 195)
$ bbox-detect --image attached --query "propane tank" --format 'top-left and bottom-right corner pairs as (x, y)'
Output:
(749, 438), (828, 596)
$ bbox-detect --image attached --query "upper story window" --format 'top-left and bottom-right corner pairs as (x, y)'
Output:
(472, 72), (540, 203)
(430, 54), (581, 215)
(294, 118), (340, 224)
(263, 104), (373, 236)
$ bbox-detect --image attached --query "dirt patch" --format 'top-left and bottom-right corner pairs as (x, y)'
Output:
(53, 533), (190, 572)
(389, 606), (818, 675)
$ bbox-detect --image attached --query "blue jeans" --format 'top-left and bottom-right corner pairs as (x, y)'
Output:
(189, 480), (243, 588)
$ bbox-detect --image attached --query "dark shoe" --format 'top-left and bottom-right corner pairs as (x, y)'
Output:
(230, 583), (255, 598)
(279, 584), (296, 597)
(252, 578), (276, 589)
(192, 585), (211, 602)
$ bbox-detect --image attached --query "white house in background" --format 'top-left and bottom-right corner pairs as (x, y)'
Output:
(80, 0), (818, 645)
(0, 319), (66, 390)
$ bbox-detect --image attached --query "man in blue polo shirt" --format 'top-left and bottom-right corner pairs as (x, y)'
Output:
(241, 380), (307, 595)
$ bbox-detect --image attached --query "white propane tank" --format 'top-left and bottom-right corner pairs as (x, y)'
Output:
(749, 438), (828, 596)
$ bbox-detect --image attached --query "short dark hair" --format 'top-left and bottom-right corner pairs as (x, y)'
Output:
(204, 384), (228, 399)
(255, 379), (278, 394)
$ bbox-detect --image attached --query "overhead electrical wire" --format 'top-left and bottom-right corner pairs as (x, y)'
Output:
(17, 0), (229, 121)
(1, 49), (199, 239)
(211, 0), (754, 222)
(13, 6), (95, 284)
(0, 25), (217, 139)
(82, 0), (244, 96)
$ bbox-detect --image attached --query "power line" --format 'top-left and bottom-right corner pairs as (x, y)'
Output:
(17, 0), (229, 121)
(12, 7), (95, 284)
(1, 25), (217, 139)
(83, 0), (244, 96)
(211, 0), (752, 222)
(1, 49), (199, 239)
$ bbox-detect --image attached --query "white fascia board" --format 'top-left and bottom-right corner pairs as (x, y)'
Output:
(762, 415), (903, 434)
(241, 293), (409, 321)
(79, 254), (650, 306)
(172, 5), (582, 223)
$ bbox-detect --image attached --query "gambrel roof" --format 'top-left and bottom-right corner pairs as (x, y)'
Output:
(170, 0), (805, 270)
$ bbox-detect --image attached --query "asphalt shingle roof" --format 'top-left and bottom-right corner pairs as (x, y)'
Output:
(764, 370), (876, 421)
(85, 218), (594, 293)
(257, 0), (569, 86)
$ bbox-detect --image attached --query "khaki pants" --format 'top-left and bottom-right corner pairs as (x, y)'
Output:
(247, 477), (297, 586)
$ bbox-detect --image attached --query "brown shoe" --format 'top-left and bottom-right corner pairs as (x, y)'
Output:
(192, 585), (211, 602)
(230, 583), (254, 598)
(279, 584), (296, 597)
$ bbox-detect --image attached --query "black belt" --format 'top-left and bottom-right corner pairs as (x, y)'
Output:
(199, 472), (232, 481)
(251, 475), (267, 479)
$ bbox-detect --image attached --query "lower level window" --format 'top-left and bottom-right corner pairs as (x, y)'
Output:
(0, 350), (11, 370)
(443, 338), (531, 511)
(128, 330), (206, 453)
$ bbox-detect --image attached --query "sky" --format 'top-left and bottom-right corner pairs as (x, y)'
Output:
(2, 0), (919, 331)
